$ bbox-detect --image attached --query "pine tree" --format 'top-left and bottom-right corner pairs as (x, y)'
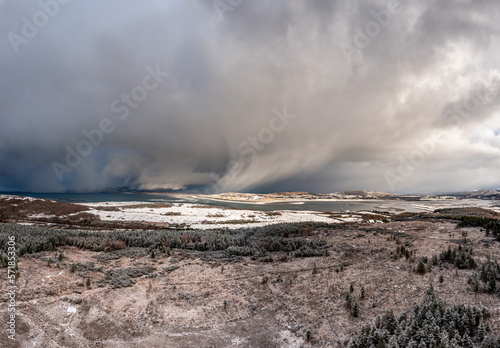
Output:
(346, 293), (353, 310)
(306, 329), (313, 342)
(377, 337), (386, 348)
(387, 336), (399, 348)
(348, 286), (500, 348)
(478, 322), (485, 341)
(352, 302), (359, 318)
(416, 261), (426, 275)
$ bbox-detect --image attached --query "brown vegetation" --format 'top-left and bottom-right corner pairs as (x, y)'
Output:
(0, 197), (88, 221)
(1, 216), (499, 347)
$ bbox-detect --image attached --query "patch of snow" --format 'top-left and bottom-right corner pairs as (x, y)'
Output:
(279, 329), (304, 348)
(1, 195), (37, 201)
(411, 204), (435, 212)
(85, 201), (153, 207)
(29, 213), (56, 219)
(88, 202), (342, 229)
(231, 338), (246, 345)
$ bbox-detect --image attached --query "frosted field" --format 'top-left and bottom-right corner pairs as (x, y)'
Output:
(85, 202), (354, 229)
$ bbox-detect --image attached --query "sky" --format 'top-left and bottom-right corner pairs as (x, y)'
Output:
(1, 0), (500, 194)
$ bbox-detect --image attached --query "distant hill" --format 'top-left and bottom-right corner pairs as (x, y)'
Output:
(335, 190), (396, 199)
(451, 189), (500, 200)
(199, 190), (457, 202)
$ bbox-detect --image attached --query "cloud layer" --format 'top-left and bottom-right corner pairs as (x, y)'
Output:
(1, 0), (500, 193)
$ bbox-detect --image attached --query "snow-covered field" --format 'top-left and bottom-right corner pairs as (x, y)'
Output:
(4, 193), (497, 229)
(85, 202), (355, 229)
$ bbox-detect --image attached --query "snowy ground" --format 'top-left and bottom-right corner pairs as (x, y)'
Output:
(85, 202), (358, 229)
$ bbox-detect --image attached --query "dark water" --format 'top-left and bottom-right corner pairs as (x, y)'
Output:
(193, 198), (495, 213)
(2, 192), (496, 213)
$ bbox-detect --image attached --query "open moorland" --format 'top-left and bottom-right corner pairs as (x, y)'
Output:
(1, 197), (500, 347)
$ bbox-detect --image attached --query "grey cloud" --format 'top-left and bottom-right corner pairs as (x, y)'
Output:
(1, 0), (500, 194)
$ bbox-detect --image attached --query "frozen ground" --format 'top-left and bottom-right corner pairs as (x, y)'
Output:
(4, 219), (500, 347)
(85, 202), (356, 229)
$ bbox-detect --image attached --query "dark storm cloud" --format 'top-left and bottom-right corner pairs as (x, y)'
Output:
(1, 0), (500, 193)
